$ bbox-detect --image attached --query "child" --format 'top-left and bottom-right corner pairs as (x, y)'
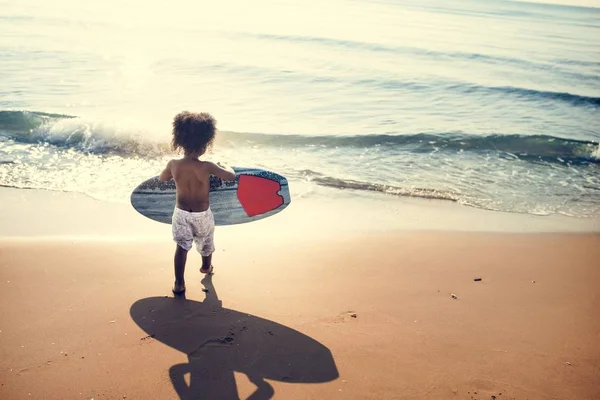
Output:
(159, 111), (236, 294)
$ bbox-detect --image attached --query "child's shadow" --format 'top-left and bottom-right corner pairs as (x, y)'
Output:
(130, 275), (339, 400)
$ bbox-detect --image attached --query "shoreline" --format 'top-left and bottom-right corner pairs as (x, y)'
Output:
(0, 186), (598, 242)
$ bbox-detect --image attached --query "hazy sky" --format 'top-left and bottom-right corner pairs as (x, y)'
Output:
(513, 0), (600, 7)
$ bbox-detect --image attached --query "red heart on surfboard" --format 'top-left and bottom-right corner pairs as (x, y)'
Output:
(237, 175), (284, 217)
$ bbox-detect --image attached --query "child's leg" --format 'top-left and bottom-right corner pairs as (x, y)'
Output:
(200, 254), (212, 273)
(173, 244), (188, 293)
(194, 209), (215, 274)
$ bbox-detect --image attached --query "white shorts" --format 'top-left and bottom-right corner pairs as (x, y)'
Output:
(171, 207), (215, 256)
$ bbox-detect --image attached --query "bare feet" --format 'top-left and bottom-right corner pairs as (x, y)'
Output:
(200, 265), (214, 275)
(172, 281), (186, 294)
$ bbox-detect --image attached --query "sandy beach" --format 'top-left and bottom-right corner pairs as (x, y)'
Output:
(1, 188), (599, 400)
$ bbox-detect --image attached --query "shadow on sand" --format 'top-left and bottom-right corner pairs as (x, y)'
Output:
(130, 275), (339, 400)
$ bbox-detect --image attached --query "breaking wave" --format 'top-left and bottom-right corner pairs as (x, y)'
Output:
(1, 111), (597, 164)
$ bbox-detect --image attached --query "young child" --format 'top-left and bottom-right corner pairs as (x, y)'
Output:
(159, 111), (236, 294)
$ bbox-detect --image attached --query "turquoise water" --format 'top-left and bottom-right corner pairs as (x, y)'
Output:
(1, 0), (599, 217)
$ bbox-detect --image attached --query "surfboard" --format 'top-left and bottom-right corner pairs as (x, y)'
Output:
(130, 166), (291, 226)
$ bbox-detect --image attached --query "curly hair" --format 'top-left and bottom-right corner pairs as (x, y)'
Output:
(171, 111), (217, 155)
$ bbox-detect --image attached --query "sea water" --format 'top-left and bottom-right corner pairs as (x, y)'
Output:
(1, 0), (599, 218)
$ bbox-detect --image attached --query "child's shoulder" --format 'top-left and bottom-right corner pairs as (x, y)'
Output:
(197, 159), (218, 169)
(195, 159), (217, 174)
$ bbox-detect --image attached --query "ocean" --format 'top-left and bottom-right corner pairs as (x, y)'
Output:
(1, 0), (599, 219)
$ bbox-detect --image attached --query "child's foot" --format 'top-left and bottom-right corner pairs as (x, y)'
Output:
(172, 282), (186, 294)
(200, 265), (214, 275)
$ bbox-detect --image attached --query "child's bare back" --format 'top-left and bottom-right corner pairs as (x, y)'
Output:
(162, 158), (234, 212)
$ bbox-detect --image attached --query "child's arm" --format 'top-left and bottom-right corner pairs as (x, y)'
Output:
(207, 161), (236, 181)
(159, 160), (173, 181)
